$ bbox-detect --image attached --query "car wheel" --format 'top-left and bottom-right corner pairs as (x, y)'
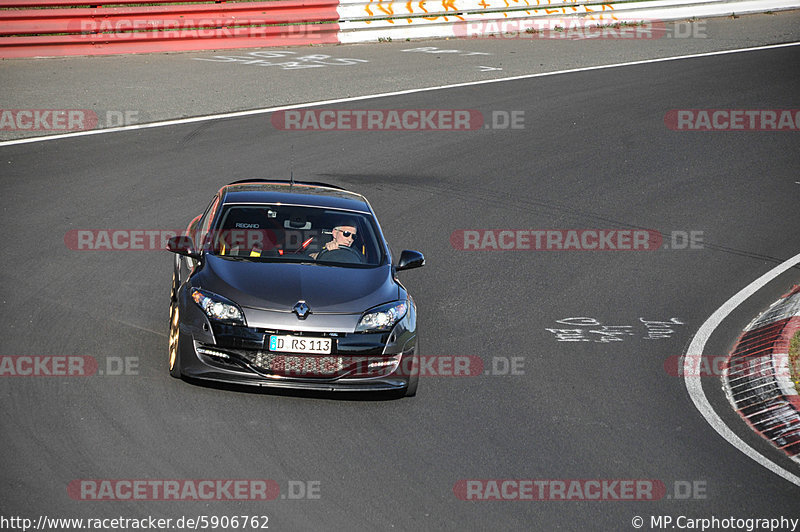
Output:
(169, 269), (179, 302)
(168, 297), (182, 378)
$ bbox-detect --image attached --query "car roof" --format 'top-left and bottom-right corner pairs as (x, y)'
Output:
(218, 180), (372, 214)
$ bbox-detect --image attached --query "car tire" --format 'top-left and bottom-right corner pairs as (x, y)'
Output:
(168, 295), (182, 379)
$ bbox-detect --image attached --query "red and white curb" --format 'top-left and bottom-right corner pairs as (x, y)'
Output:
(4, 0), (800, 58)
(723, 285), (800, 462)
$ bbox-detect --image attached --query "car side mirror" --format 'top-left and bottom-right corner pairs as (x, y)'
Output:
(396, 250), (425, 271)
(167, 235), (201, 259)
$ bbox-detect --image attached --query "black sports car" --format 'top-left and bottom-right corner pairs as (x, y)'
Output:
(167, 180), (425, 396)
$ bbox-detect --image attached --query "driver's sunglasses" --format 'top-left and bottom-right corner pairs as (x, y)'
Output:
(338, 230), (356, 238)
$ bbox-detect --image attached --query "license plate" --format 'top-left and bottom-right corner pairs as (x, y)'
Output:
(268, 335), (332, 354)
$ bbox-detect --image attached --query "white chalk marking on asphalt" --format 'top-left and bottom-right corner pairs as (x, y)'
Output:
(684, 250), (800, 487)
(0, 41), (798, 147)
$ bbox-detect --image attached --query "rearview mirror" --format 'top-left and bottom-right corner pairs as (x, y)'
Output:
(167, 235), (201, 259)
(396, 250), (425, 271)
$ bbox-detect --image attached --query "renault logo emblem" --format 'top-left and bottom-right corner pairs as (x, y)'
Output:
(293, 301), (310, 319)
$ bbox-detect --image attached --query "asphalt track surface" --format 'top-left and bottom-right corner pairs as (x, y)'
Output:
(3, 12), (800, 142)
(1, 44), (800, 530)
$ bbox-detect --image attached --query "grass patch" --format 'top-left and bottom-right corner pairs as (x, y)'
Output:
(790, 329), (800, 394)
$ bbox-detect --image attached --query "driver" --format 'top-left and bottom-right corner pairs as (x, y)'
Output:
(311, 219), (363, 261)
(323, 223), (357, 252)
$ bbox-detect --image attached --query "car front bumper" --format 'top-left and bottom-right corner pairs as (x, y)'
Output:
(175, 293), (418, 393)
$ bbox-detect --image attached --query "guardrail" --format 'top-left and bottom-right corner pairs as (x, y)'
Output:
(338, 0), (800, 42)
(1, 0), (799, 57)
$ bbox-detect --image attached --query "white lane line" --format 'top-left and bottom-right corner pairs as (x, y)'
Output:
(1, 41), (799, 148)
(684, 250), (800, 487)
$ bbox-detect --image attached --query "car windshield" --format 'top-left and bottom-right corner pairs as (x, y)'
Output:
(204, 204), (385, 267)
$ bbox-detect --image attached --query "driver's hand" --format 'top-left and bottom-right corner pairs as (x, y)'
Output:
(325, 241), (339, 251)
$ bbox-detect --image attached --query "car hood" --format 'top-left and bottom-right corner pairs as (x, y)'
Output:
(198, 255), (399, 314)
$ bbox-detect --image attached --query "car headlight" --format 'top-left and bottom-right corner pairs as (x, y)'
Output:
(191, 288), (246, 325)
(356, 301), (408, 332)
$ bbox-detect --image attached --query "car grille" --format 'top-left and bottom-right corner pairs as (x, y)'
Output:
(197, 343), (396, 379)
(239, 350), (381, 378)
(250, 352), (345, 376)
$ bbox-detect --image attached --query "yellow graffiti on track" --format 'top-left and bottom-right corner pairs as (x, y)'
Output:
(362, 0), (615, 23)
